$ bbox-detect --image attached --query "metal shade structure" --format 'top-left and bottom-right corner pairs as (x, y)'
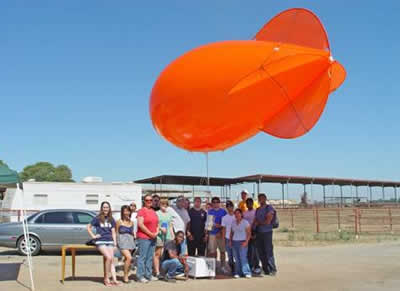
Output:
(135, 174), (400, 207)
(236, 174), (400, 187)
(135, 174), (400, 188)
(135, 175), (236, 187)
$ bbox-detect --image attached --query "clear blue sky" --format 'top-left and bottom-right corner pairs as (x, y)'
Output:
(1, 1), (399, 200)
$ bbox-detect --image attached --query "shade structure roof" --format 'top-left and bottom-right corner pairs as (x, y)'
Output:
(0, 165), (20, 185)
(135, 175), (236, 187)
(236, 174), (400, 187)
(135, 174), (400, 188)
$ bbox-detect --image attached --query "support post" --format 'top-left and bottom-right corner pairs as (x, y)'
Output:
(281, 183), (285, 208)
(395, 186), (398, 204)
(310, 181), (314, 207)
(290, 209), (294, 228)
(389, 208), (393, 232)
(382, 186), (385, 203)
(337, 208), (341, 231)
(340, 186), (343, 208)
(369, 186), (372, 207)
(315, 208), (320, 233)
(323, 185), (326, 208)
(354, 208), (358, 234)
(286, 180), (290, 208)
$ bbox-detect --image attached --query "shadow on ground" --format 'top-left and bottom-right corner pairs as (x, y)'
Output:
(0, 263), (21, 281)
(0, 248), (99, 257)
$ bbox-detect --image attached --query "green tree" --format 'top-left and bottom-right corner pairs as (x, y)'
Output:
(0, 160), (8, 167)
(20, 162), (74, 182)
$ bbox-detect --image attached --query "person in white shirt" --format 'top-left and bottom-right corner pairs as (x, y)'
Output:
(130, 202), (138, 237)
(170, 196), (191, 254)
(221, 200), (235, 274)
(230, 208), (251, 278)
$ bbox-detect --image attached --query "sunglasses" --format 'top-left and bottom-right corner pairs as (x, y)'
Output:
(145, 199), (153, 202)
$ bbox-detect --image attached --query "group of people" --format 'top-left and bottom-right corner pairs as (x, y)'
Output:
(86, 190), (277, 286)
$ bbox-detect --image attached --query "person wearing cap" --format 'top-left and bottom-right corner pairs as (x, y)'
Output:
(221, 200), (235, 274)
(238, 190), (259, 212)
(207, 197), (227, 270)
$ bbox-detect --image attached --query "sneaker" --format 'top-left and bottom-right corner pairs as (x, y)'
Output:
(175, 273), (185, 278)
(270, 271), (277, 277)
(233, 274), (240, 279)
(245, 274), (252, 279)
(149, 276), (159, 281)
(138, 278), (149, 283)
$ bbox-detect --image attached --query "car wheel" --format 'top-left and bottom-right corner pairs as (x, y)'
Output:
(17, 235), (41, 256)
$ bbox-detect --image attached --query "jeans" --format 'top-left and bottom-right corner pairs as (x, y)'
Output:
(161, 258), (184, 278)
(188, 237), (206, 256)
(181, 239), (187, 255)
(256, 231), (277, 274)
(232, 241), (251, 276)
(225, 239), (234, 271)
(247, 238), (260, 270)
(137, 238), (156, 280)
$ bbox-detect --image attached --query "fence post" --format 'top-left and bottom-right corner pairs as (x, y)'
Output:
(337, 208), (341, 231)
(18, 210), (21, 222)
(358, 209), (362, 234)
(389, 208), (393, 233)
(354, 208), (358, 234)
(290, 209), (294, 228)
(315, 208), (320, 233)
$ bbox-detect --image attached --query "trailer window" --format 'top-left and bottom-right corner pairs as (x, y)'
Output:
(86, 194), (99, 205)
(33, 194), (48, 206)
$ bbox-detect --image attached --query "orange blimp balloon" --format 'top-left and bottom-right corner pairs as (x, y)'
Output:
(150, 8), (346, 152)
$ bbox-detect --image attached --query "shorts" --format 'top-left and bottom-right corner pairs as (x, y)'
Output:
(208, 234), (225, 254)
(96, 241), (114, 247)
(156, 237), (165, 247)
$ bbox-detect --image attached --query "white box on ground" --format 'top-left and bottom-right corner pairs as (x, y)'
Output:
(187, 256), (216, 278)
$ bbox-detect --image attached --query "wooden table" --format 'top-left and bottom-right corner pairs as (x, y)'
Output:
(61, 244), (104, 284)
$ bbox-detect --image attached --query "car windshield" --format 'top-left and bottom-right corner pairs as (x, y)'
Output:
(26, 212), (40, 222)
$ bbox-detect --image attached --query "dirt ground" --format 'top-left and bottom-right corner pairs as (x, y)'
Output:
(0, 242), (399, 291)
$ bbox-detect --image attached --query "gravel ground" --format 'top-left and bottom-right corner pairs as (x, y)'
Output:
(0, 242), (399, 291)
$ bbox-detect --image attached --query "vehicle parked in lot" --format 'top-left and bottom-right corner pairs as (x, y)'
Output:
(0, 209), (96, 255)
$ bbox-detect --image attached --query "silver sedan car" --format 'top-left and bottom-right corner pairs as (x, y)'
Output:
(0, 209), (96, 255)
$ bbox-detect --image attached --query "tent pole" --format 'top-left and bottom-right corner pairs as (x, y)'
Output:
(17, 183), (35, 291)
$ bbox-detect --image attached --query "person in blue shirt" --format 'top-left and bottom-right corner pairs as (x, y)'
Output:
(87, 201), (121, 286)
(254, 193), (277, 276)
(207, 197), (227, 272)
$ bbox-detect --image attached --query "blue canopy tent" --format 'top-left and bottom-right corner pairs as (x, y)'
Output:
(0, 165), (34, 290)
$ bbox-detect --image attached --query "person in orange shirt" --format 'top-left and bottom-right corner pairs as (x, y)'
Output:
(238, 190), (259, 211)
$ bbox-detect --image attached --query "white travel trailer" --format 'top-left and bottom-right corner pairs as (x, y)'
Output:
(0, 180), (142, 222)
